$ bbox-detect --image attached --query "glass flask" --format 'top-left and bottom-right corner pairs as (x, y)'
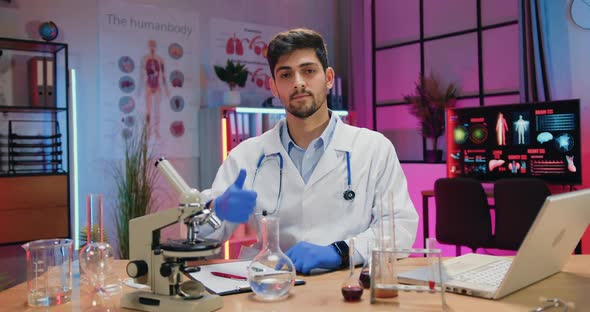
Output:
(359, 240), (371, 289)
(79, 242), (121, 295)
(341, 237), (363, 302)
(80, 194), (104, 272)
(247, 212), (296, 301)
(79, 194), (121, 298)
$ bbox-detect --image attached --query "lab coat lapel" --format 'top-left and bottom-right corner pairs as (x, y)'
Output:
(261, 119), (306, 186)
(262, 119), (286, 155)
(307, 120), (352, 187)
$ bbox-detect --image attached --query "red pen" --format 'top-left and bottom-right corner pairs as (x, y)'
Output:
(211, 271), (248, 281)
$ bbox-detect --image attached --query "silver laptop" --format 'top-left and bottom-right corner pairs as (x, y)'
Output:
(399, 188), (590, 299)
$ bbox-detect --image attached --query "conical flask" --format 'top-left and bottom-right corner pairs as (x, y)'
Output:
(341, 237), (363, 301)
(247, 211), (296, 301)
(359, 240), (372, 289)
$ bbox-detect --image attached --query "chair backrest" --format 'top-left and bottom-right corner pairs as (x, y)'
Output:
(434, 177), (493, 251)
(493, 178), (551, 250)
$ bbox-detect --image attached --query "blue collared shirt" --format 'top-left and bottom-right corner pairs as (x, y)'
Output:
(280, 111), (338, 183)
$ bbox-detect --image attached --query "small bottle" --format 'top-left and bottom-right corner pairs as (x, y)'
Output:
(341, 237), (363, 302)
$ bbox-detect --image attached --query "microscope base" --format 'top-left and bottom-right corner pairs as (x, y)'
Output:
(121, 290), (223, 312)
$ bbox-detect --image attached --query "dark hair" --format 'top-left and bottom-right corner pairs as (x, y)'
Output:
(266, 28), (329, 79)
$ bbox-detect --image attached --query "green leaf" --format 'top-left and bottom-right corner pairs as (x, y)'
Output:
(403, 73), (458, 141)
(213, 59), (249, 89)
(111, 121), (157, 259)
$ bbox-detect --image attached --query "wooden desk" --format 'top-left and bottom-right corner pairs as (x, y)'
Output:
(421, 189), (494, 249)
(1, 256), (589, 311)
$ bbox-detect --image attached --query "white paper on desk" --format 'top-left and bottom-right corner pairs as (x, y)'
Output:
(188, 260), (303, 295)
(188, 260), (250, 295)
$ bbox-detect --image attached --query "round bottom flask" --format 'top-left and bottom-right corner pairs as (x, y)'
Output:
(247, 213), (296, 301)
(79, 242), (122, 296)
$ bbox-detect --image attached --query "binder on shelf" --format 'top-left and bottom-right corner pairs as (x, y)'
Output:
(336, 76), (343, 110)
(28, 56), (45, 107)
(45, 57), (56, 107)
(228, 110), (239, 150)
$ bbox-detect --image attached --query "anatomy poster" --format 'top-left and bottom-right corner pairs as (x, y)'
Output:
(209, 18), (284, 107)
(98, 0), (199, 158)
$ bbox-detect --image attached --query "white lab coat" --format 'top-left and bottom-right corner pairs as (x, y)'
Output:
(202, 116), (418, 262)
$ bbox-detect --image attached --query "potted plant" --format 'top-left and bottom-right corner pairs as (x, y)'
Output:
(214, 59), (248, 105)
(112, 122), (158, 259)
(404, 73), (458, 162)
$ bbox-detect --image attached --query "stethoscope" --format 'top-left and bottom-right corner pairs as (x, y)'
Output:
(251, 150), (355, 215)
(342, 151), (356, 201)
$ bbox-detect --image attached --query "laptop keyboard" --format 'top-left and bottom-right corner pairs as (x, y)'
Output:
(453, 259), (511, 288)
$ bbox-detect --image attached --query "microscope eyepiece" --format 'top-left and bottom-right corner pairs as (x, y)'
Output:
(155, 157), (167, 167)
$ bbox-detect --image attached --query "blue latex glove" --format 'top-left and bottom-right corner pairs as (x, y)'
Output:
(214, 169), (257, 223)
(285, 241), (341, 275)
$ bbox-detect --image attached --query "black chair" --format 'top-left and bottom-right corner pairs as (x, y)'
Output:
(434, 177), (493, 255)
(493, 178), (551, 251)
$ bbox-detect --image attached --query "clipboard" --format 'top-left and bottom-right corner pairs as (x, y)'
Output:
(186, 260), (305, 296)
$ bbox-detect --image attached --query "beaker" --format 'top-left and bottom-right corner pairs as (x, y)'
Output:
(21, 238), (73, 307)
(247, 212), (296, 301)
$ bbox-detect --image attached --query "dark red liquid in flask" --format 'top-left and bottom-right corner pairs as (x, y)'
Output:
(341, 285), (363, 302)
(359, 270), (371, 289)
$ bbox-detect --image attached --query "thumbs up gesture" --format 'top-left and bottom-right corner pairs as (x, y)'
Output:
(214, 169), (257, 223)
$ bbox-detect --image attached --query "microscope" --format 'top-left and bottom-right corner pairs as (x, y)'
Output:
(120, 157), (224, 312)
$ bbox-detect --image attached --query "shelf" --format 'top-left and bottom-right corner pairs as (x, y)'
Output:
(0, 37), (67, 53)
(9, 142), (61, 148)
(0, 37), (70, 245)
(9, 151), (62, 157)
(0, 106), (67, 113)
(0, 172), (68, 178)
(10, 133), (62, 140)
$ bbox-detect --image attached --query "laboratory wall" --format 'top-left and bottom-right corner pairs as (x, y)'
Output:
(1, 0), (589, 256)
(0, 0), (348, 250)
(353, 0), (590, 253)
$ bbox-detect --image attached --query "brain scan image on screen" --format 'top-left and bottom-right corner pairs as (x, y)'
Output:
(554, 133), (574, 152)
(537, 132), (553, 144)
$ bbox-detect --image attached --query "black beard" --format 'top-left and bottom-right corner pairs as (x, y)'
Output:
(287, 92), (320, 118)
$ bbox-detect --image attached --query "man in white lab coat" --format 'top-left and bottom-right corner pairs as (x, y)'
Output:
(203, 28), (418, 274)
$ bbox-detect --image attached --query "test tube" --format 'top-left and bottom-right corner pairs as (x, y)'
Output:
(426, 237), (436, 292)
(374, 190), (398, 298)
